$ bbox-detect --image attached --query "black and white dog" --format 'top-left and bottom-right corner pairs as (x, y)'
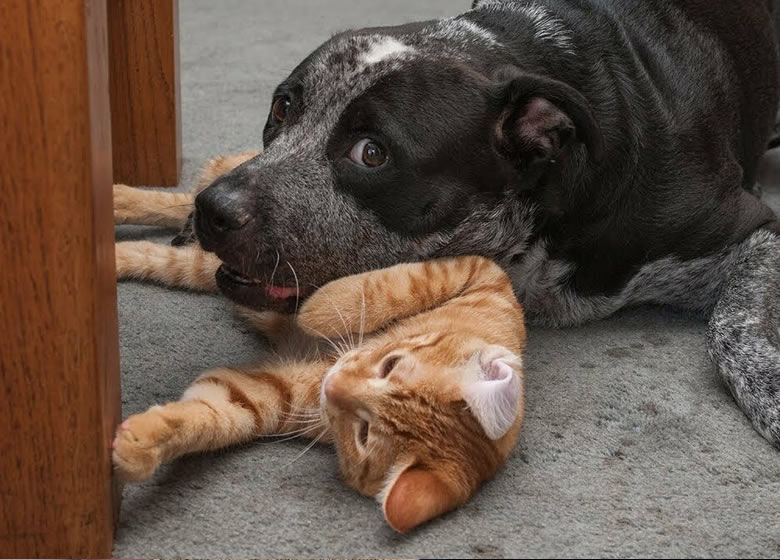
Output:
(192, 0), (780, 448)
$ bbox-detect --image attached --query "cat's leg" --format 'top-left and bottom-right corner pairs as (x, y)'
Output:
(297, 256), (514, 338)
(113, 362), (329, 481)
(116, 240), (221, 292)
(192, 150), (261, 194)
(113, 184), (194, 227)
(113, 150), (260, 229)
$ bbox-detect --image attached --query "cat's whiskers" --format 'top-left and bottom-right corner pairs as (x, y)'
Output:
(309, 327), (354, 359)
(358, 287), (367, 348)
(279, 415), (321, 425)
(265, 422), (325, 444)
(318, 293), (356, 349)
(355, 438), (379, 466)
(303, 324), (350, 359)
(281, 404), (321, 415)
(280, 409), (322, 421)
(285, 427), (329, 467)
(160, 203), (195, 210)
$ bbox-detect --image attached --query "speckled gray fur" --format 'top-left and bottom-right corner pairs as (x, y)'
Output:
(708, 231), (780, 447)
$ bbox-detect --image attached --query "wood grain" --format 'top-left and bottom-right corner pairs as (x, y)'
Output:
(0, 0), (121, 557)
(108, 0), (181, 186)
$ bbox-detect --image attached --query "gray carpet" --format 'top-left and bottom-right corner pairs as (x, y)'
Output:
(113, 1), (780, 557)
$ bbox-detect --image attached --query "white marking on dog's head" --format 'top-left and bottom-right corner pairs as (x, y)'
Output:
(476, 0), (575, 55)
(434, 17), (500, 47)
(360, 36), (415, 66)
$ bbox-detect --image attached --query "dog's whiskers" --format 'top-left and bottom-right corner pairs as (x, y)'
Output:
(270, 251), (281, 289)
(286, 260), (301, 316)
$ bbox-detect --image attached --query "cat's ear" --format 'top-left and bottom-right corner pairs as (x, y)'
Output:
(464, 351), (523, 440)
(381, 465), (462, 533)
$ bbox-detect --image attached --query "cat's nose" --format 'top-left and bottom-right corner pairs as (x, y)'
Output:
(323, 373), (359, 412)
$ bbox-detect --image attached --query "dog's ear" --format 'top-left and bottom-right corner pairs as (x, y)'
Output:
(493, 70), (604, 166)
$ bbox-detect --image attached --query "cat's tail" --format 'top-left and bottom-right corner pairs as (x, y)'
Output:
(297, 256), (519, 339)
(115, 241), (221, 292)
(113, 184), (195, 228)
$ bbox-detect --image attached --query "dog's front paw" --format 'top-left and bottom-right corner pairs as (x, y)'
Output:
(112, 409), (172, 482)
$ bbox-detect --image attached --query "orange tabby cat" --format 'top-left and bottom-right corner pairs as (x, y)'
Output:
(113, 157), (527, 532)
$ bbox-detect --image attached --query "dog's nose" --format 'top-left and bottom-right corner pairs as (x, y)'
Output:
(195, 180), (253, 247)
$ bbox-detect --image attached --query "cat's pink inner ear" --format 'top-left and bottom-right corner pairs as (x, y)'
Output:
(464, 357), (522, 440)
(382, 466), (459, 533)
(485, 357), (514, 381)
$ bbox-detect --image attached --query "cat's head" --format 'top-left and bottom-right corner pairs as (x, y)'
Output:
(321, 334), (524, 532)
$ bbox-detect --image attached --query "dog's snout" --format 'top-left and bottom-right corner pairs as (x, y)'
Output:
(195, 180), (254, 248)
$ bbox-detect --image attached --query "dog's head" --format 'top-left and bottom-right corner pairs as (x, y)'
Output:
(194, 16), (603, 311)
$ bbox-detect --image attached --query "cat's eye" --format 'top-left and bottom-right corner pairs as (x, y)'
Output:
(380, 355), (401, 378)
(355, 419), (370, 451)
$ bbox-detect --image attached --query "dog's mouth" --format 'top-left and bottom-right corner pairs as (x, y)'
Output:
(216, 264), (312, 312)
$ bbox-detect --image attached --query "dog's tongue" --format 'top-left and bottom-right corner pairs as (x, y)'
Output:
(266, 284), (299, 299)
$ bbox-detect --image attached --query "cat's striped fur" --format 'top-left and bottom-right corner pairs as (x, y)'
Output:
(113, 158), (527, 532)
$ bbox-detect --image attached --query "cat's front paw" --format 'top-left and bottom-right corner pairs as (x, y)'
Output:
(112, 409), (171, 482)
(113, 184), (140, 225)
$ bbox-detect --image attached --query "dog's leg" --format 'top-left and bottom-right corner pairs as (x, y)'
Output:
(517, 230), (780, 447)
(116, 240), (221, 292)
(707, 230), (780, 448)
(515, 230), (780, 447)
(514, 229), (780, 327)
(113, 184), (195, 228)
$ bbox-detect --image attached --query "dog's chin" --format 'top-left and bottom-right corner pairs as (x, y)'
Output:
(215, 265), (311, 313)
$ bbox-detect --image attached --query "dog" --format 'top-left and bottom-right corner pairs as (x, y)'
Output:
(124, 0), (780, 449)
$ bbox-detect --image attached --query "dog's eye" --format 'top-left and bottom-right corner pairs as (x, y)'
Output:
(379, 355), (401, 378)
(349, 139), (388, 168)
(271, 96), (291, 123)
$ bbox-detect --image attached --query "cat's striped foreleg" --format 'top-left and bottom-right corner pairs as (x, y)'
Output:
(112, 364), (329, 481)
(115, 240), (221, 292)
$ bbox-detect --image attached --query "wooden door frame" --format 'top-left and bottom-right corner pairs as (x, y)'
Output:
(0, 1), (179, 556)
